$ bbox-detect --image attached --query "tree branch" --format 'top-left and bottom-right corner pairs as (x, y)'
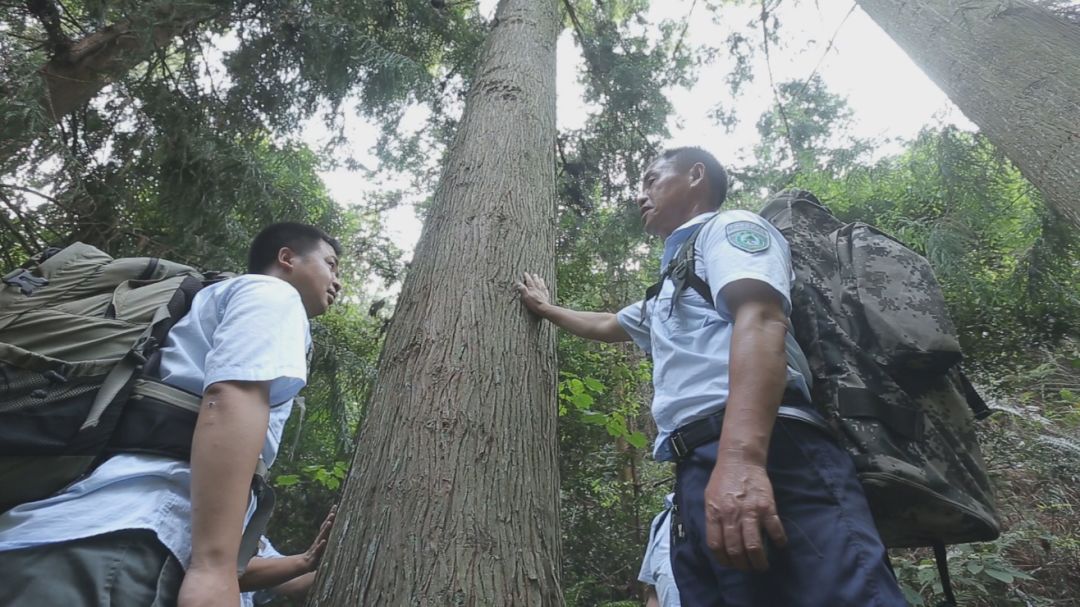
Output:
(759, 0), (797, 162)
(560, 0), (657, 156)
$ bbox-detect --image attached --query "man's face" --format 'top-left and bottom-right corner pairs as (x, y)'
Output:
(282, 239), (342, 318)
(636, 156), (696, 238)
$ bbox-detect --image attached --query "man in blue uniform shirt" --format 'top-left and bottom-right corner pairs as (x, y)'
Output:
(517, 147), (906, 606)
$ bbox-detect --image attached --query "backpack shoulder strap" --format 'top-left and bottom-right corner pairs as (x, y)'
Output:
(640, 217), (716, 322)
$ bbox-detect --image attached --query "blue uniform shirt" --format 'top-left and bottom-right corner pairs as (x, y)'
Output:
(616, 210), (812, 461)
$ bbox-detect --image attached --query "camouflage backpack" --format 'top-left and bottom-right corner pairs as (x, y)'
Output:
(0, 243), (273, 569)
(758, 191), (999, 549)
(654, 190), (1000, 603)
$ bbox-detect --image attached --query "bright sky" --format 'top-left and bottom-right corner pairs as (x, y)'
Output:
(314, 0), (976, 258)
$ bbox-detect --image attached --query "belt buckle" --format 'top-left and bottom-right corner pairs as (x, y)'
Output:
(670, 433), (689, 460)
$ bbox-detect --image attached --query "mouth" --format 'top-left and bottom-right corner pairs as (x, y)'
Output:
(639, 206), (653, 220)
(326, 291), (336, 305)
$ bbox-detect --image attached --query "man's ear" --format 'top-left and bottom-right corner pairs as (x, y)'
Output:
(689, 162), (706, 189)
(276, 246), (298, 272)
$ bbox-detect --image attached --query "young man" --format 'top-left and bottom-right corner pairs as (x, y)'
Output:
(0, 222), (342, 607)
(516, 147), (906, 606)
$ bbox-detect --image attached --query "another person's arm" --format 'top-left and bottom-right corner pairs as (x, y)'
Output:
(273, 571), (315, 600)
(704, 278), (790, 573)
(239, 507), (336, 592)
(515, 272), (630, 343)
(178, 380), (272, 607)
(644, 585), (660, 607)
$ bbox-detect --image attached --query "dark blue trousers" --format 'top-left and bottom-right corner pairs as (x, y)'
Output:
(671, 419), (908, 607)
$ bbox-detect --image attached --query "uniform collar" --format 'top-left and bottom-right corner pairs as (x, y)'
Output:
(660, 211), (719, 271)
(665, 211), (718, 242)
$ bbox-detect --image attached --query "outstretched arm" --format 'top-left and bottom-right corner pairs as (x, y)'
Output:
(515, 272), (630, 343)
(238, 506), (336, 592)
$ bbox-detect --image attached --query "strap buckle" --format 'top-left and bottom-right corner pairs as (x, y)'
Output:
(2, 268), (48, 295)
(670, 432), (690, 460)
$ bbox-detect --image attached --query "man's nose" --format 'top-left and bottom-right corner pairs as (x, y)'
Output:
(331, 277), (342, 293)
(636, 192), (648, 207)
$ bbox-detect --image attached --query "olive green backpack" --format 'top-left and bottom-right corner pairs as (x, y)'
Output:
(0, 243), (271, 569)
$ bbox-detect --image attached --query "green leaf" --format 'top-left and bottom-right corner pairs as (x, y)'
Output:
(570, 392), (594, 410)
(581, 411), (607, 426)
(900, 585), (925, 607)
(583, 377), (605, 393)
(966, 560), (983, 574)
(984, 568), (1014, 584)
(626, 431), (648, 449)
(569, 379), (585, 395)
(274, 474), (301, 487)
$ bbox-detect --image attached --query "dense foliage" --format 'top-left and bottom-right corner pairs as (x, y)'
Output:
(2, 1), (1078, 605)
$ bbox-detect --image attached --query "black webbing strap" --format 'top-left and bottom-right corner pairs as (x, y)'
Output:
(958, 370), (992, 420)
(667, 390), (824, 461)
(238, 461), (276, 574)
(136, 257), (161, 281)
(640, 219), (715, 324)
(837, 387), (924, 441)
(934, 541), (958, 606)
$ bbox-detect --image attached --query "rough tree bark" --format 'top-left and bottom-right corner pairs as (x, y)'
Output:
(1, 1), (220, 161)
(308, 0), (563, 604)
(855, 0), (1080, 228)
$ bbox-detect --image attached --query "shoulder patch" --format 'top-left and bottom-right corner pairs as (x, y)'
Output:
(725, 220), (771, 253)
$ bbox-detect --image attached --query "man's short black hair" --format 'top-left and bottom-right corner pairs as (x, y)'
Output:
(247, 222), (342, 274)
(656, 146), (729, 209)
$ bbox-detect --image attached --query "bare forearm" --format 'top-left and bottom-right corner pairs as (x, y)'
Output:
(275, 571), (315, 600)
(718, 307), (788, 464)
(188, 381), (271, 572)
(239, 555), (312, 591)
(534, 303), (629, 343)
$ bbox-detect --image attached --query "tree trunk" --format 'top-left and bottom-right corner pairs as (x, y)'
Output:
(855, 0), (1080, 228)
(1, 1), (220, 161)
(308, 0), (563, 604)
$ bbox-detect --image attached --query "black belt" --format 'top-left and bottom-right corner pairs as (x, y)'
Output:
(668, 390), (830, 461)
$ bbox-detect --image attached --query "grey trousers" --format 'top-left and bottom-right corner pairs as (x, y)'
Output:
(0, 529), (183, 606)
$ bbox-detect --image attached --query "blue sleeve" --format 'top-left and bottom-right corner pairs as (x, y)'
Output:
(698, 211), (793, 320)
(203, 277), (310, 406)
(638, 510), (664, 585)
(616, 300), (653, 353)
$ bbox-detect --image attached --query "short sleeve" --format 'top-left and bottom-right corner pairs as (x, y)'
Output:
(616, 300), (653, 353)
(256, 536), (284, 559)
(204, 277), (310, 405)
(699, 211), (793, 320)
(638, 509), (667, 585)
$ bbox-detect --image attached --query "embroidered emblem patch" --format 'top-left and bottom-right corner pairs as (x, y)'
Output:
(725, 221), (771, 253)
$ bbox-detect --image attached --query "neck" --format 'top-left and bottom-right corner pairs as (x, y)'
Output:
(660, 202), (715, 239)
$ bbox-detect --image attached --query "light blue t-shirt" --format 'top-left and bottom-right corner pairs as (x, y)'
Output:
(639, 493), (681, 607)
(616, 210), (812, 460)
(0, 274), (311, 567)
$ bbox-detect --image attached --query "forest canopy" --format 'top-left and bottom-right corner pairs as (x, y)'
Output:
(1, 1), (1078, 605)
